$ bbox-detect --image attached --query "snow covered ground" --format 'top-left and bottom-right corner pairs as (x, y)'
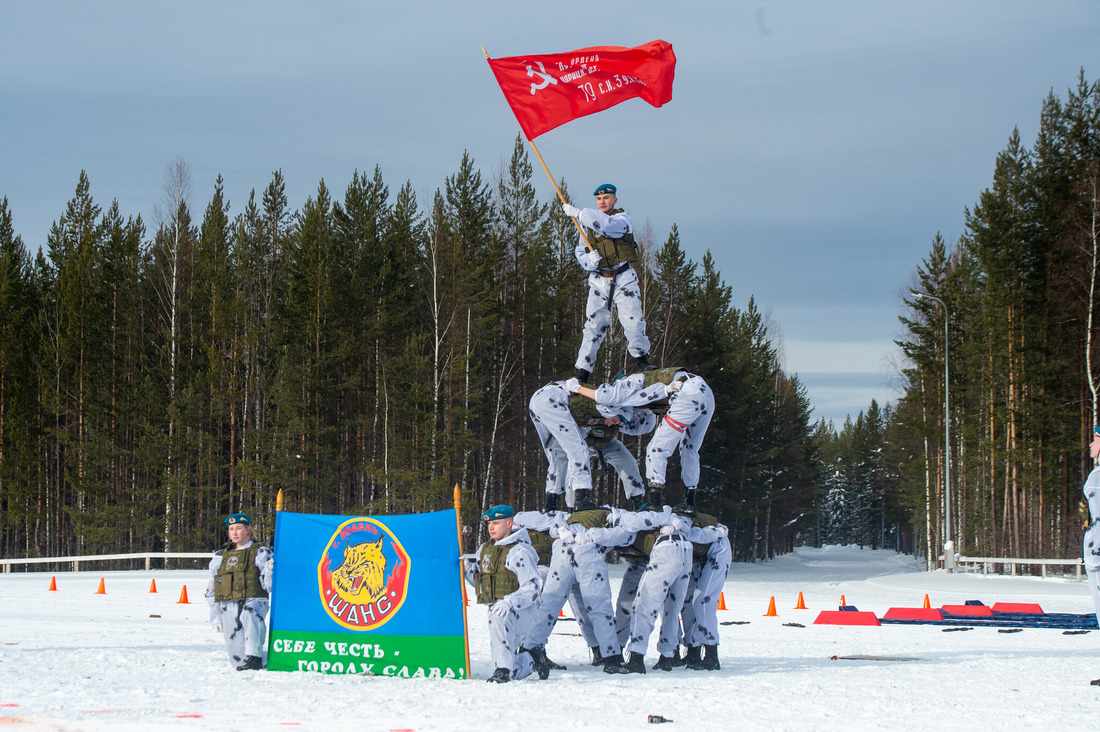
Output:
(1, 545), (1097, 731)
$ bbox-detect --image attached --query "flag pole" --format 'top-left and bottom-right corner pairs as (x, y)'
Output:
(455, 483), (471, 677)
(482, 46), (593, 252)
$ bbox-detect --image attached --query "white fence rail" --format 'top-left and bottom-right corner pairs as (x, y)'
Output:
(0, 552), (212, 573)
(954, 555), (1085, 581)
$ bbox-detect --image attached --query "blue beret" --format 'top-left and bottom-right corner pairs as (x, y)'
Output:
(1094, 426), (1100, 436)
(225, 512), (252, 526)
(593, 183), (616, 196)
(482, 505), (514, 521)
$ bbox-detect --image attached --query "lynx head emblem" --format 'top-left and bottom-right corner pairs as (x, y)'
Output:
(318, 518), (410, 631)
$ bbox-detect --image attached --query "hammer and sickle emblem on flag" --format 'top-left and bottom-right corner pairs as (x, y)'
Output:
(526, 62), (558, 95)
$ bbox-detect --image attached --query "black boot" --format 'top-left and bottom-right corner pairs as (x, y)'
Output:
(487, 667), (511, 683)
(674, 488), (697, 517)
(601, 653), (629, 674)
(636, 354), (657, 371)
(235, 655), (263, 671)
(646, 482), (663, 509)
(576, 368), (592, 384)
(573, 488), (597, 511)
(669, 647), (685, 667)
(700, 644), (721, 671)
(652, 654), (675, 671)
(543, 492), (559, 512)
(622, 651), (647, 674)
(523, 646), (552, 679)
(630, 493), (647, 511)
(589, 646), (605, 666)
(682, 645), (703, 669)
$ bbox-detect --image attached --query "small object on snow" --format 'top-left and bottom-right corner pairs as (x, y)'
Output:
(1091, 678), (1100, 686)
(943, 627), (972, 632)
(648, 715), (673, 723)
(720, 620), (749, 625)
(783, 623), (805, 628)
(998, 628), (1023, 633)
(1064, 630), (1090, 635)
(149, 614), (161, 618)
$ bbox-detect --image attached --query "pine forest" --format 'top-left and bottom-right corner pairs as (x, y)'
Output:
(1, 72), (1098, 568)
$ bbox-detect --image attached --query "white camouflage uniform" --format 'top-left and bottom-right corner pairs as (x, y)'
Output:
(205, 540), (273, 667)
(572, 206), (650, 371)
(595, 371), (714, 488)
(465, 528), (542, 679)
(530, 381), (592, 506)
(1083, 465), (1100, 625)
(678, 523), (732, 648)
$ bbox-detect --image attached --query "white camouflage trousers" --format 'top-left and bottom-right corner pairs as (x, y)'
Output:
(1085, 524), (1100, 625)
(488, 602), (538, 679)
(597, 439), (645, 499)
(679, 537), (732, 646)
(530, 384), (592, 503)
(212, 598), (269, 666)
(527, 542), (620, 659)
(575, 268), (650, 371)
(646, 375), (714, 487)
(626, 538), (693, 658)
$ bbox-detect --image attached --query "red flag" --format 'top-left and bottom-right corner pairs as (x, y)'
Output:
(487, 40), (676, 140)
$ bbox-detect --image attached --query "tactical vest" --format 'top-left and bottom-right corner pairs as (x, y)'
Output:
(475, 541), (521, 604)
(641, 366), (685, 416)
(689, 512), (718, 561)
(617, 529), (660, 565)
(567, 508), (612, 529)
(213, 542), (268, 602)
(569, 394), (620, 449)
(590, 208), (639, 272)
(527, 529), (554, 566)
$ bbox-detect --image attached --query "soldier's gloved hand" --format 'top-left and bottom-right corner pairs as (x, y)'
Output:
(564, 377), (581, 393)
(669, 517), (684, 532)
(573, 530), (591, 545)
(716, 525), (729, 538)
(558, 526), (575, 544)
(562, 203), (581, 218)
(490, 599), (512, 617)
(660, 524), (676, 536)
(585, 250), (601, 268)
(211, 620), (222, 633)
(666, 379), (684, 395)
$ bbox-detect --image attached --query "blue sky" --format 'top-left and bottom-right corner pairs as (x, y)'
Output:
(2, 1), (1098, 426)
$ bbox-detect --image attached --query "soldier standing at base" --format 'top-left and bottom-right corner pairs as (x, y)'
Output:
(206, 512), (273, 671)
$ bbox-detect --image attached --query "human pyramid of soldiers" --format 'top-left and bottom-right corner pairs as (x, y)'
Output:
(462, 184), (730, 683)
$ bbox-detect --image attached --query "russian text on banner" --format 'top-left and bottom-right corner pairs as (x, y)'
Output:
(268, 510), (467, 678)
(487, 40), (676, 140)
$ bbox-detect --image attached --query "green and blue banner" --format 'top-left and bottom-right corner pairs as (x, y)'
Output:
(268, 510), (468, 678)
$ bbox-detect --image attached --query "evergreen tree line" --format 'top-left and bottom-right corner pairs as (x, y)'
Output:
(0, 135), (819, 563)
(875, 70), (1100, 566)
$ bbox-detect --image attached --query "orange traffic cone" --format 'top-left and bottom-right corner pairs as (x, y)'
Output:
(149, 579), (158, 593)
(922, 594), (931, 609)
(95, 578), (106, 595)
(763, 596), (777, 616)
(48, 576), (57, 592)
(177, 585), (190, 604)
(840, 594), (846, 607)
(795, 591), (807, 610)
(559, 608), (566, 618)
(717, 592), (727, 611)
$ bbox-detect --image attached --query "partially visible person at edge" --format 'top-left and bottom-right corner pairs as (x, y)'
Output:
(1082, 427), (1100, 685)
(205, 512), (273, 671)
(462, 505), (544, 683)
(562, 183), (653, 383)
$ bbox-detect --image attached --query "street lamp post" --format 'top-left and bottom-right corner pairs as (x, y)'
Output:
(912, 291), (954, 571)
